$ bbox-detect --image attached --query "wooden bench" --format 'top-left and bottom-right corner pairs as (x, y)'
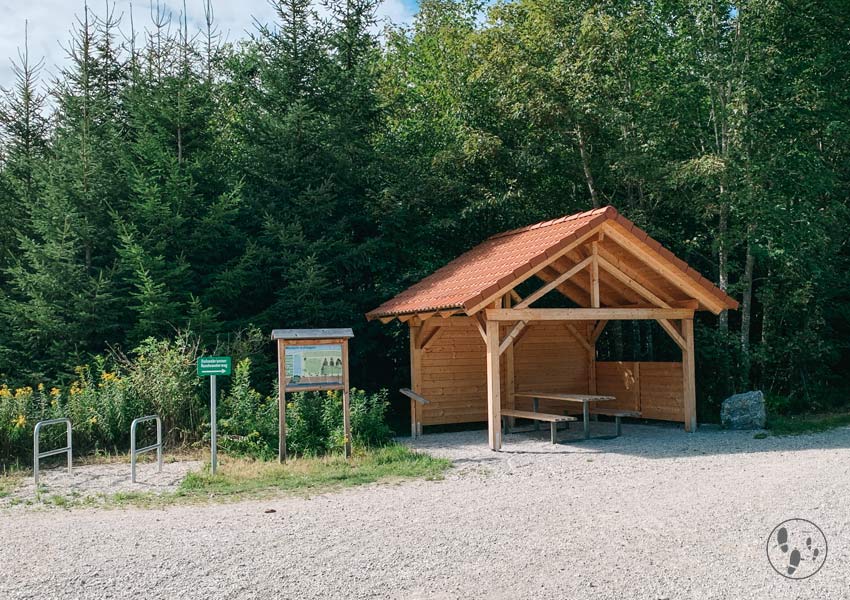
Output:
(588, 409), (640, 437)
(501, 409), (578, 444)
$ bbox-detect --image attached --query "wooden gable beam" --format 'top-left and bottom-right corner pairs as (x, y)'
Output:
(602, 222), (727, 314)
(556, 251), (634, 307)
(590, 242), (600, 308)
(466, 225), (605, 315)
(515, 256), (593, 309)
(486, 307), (695, 321)
(536, 265), (592, 307)
(595, 245), (675, 305)
(596, 254), (671, 309)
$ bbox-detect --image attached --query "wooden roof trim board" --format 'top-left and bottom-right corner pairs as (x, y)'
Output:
(601, 220), (737, 314)
(365, 205), (738, 321)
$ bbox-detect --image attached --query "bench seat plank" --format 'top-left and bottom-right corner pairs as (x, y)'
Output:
(501, 409), (578, 444)
(590, 409), (640, 418)
(501, 409), (577, 422)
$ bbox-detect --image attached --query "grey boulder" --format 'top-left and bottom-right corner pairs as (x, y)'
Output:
(721, 390), (766, 429)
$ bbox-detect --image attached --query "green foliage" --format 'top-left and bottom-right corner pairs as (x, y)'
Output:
(286, 388), (393, 457)
(0, 331), (203, 466)
(767, 413), (850, 437)
(217, 358), (277, 460)
(0, 0), (849, 430)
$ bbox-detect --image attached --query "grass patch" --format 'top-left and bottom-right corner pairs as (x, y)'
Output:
(0, 473), (20, 498)
(767, 412), (850, 436)
(1, 444), (450, 510)
(179, 444), (450, 500)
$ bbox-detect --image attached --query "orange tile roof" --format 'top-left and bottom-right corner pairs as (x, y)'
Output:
(366, 206), (738, 320)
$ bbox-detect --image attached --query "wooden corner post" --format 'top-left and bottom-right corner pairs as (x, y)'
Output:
(682, 318), (697, 432)
(409, 323), (423, 438)
(588, 322), (597, 395)
(504, 295), (516, 425)
(485, 317), (502, 451)
(277, 338), (287, 462)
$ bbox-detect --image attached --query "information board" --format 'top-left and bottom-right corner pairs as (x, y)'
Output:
(284, 344), (344, 390)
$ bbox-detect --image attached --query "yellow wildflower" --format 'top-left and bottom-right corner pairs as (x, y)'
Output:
(88, 416), (98, 425)
(13, 414), (26, 428)
(50, 387), (60, 397)
(37, 383), (45, 392)
(0, 385), (10, 398)
(14, 386), (32, 399)
(287, 402), (294, 410)
(101, 371), (117, 382)
(69, 382), (82, 396)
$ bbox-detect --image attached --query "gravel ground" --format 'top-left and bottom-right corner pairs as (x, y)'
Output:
(3, 422), (850, 599)
(3, 459), (201, 508)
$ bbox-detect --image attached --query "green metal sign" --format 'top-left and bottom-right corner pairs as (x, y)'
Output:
(197, 356), (232, 377)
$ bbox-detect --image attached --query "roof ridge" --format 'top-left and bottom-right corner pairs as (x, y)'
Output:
(488, 205), (618, 240)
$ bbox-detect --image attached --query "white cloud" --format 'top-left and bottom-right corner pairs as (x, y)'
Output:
(0, 0), (416, 92)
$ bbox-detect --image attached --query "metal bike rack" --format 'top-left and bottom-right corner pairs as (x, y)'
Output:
(33, 418), (72, 486)
(130, 415), (163, 483)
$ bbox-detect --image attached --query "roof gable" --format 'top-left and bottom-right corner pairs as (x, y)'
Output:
(366, 206), (738, 321)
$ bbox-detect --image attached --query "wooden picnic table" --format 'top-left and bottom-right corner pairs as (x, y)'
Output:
(514, 392), (617, 440)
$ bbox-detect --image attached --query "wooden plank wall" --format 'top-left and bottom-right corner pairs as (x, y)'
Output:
(514, 322), (590, 414)
(596, 361), (684, 421)
(638, 362), (685, 421)
(420, 318), (487, 425)
(596, 361), (640, 411)
(418, 319), (592, 426)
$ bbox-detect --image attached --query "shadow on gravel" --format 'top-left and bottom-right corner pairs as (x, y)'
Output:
(408, 422), (850, 461)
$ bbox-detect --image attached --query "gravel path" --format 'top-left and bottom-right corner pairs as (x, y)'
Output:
(3, 423), (850, 599)
(3, 459), (201, 508)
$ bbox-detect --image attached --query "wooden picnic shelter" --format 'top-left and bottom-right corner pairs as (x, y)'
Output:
(366, 206), (739, 450)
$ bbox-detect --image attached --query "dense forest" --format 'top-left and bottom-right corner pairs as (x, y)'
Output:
(1, 0), (849, 427)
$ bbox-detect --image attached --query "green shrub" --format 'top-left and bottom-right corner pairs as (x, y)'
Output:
(0, 329), (394, 467)
(0, 331), (204, 467)
(286, 391), (332, 457)
(285, 388), (393, 457)
(121, 333), (203, 444)
(349, 388), (393, 448)
(217, 358), (277, 460)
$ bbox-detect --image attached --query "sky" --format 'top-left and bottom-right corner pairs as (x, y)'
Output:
(0, 0), (419, 91)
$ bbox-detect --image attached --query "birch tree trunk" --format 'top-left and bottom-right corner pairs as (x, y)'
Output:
(740, 238), (755, 356)
(577, 124), (600, 208)
(718, 198), (729, 332)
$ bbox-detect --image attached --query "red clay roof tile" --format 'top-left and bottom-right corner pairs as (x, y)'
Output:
(366, 206), (738, 319)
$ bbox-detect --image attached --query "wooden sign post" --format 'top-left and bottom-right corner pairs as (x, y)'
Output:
(197, 356), (232, 474)
(271, 329), (355, 462)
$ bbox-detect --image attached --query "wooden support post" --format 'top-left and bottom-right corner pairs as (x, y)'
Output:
(682, 319), (697, 432)
(409, 323), (423, 438)
(588, 322), (597, 395)
(504, 295), (516, 427)
(277, 339), (287, 463)
(486, 318), (502, 451)
(590, 242), (600, 308)
(342, 340), (352, 458)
